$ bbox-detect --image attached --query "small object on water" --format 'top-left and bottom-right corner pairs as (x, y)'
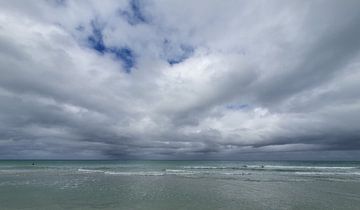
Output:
(261, 165), (264, 168)
(32, 162), (35, 166)
(242, 165), (247, 168)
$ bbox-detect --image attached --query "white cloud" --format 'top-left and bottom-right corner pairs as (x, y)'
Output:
(0, 0), (360, 159)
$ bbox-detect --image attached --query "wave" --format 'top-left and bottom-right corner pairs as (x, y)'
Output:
(78, 168), (165, 176)
(294, 172), (360, 176)
(182, 165), (358, 172)
(104, 171), (165, 176)
(77, 165), (360, 178)
(77, 169), (105, 173)
(183, 166), (221, 169)
(182, 166), (250, 170)
(264, 166), (357, 170)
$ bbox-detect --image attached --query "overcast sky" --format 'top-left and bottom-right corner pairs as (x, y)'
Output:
(1, 0), (360, 160)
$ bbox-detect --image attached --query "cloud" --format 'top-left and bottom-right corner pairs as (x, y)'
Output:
(0, 0), (360, 160)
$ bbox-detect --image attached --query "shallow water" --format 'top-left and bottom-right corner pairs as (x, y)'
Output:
(0, 160), (360, 209)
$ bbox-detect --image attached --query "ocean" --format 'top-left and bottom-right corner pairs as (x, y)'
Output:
(0, 160), (360, 209)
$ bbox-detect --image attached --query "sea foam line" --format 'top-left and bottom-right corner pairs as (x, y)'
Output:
(78, 169), (165, 176)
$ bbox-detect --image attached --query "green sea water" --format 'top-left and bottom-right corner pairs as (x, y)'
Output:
(0, 160), (360, 210)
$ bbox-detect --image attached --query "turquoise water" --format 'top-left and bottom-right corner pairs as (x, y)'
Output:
(1, 160), (360, 209)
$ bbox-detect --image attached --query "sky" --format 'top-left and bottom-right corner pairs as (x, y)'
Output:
(1, 0), (360, 160)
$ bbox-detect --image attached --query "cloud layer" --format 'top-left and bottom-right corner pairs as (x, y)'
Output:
(1, 0), (360, 159)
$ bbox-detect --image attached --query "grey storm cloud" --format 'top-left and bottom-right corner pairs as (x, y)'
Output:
(1, 0), (360, 160)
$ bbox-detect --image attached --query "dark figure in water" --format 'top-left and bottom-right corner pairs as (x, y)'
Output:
(261, 165), (264, 168)
(32, 162), (35, 166)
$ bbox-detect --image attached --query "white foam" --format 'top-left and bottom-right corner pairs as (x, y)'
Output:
(104, 171), (165, 176)
(295, 172), (360, 176)
(264, 165), (357, 170)
(164, 169), (198, 175)
(183, 166), (220, 169)
(78, 168), (167, 176)
(78, 169), (104, 173)
(165, 169), (187, 172)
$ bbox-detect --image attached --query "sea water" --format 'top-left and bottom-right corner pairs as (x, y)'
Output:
(0, 160), (360, 209)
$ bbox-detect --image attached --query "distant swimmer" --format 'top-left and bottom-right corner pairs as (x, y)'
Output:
(261, 165), (264, 168)
(32, 162), (35, 166)
(242, 165), (247, 168)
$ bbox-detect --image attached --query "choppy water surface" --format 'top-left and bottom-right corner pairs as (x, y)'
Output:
(1, 160), (360, 209)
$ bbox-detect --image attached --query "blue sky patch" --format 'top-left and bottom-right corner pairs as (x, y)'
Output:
(87, 20), (135, 73)
(166, 42), (194, 65)
(120, 0), (147, 25)
(109, 47), (135, 73)
(87, 20), (106, 53)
